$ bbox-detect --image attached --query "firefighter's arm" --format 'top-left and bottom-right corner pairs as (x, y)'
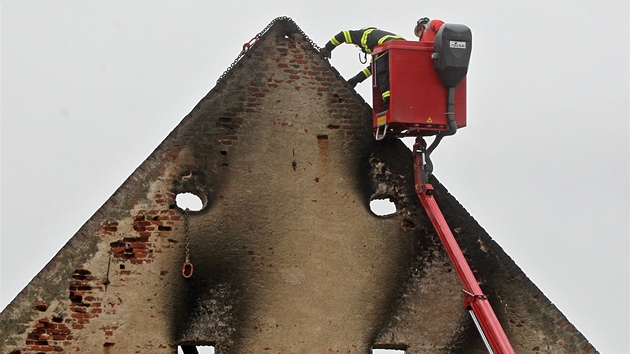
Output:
(325, 31), (354, 51)
(347, 66), (371, 87)
(321, 30), (356, 58)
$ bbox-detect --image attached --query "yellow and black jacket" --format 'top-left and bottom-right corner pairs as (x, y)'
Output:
(324, 28), (405, 83)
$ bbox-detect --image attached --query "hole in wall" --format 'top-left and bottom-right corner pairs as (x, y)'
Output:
(175, 192), (204, 212)
(178, 345), (215, 354)
(369, 197), (397, 216)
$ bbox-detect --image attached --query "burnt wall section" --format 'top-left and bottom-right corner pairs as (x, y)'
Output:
(0, 153), (189, 354)
(167, 19), (417, 353)
(427, 181), (598, 353)
(368, 139), (597, 354)
(0, 170), (188, 354)
(368, 139), (472, 353)
(0, 17), (597, 354)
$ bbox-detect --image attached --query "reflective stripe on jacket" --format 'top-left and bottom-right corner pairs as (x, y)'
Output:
(324, 28), (404, 83)
(324, 28), (404, 54)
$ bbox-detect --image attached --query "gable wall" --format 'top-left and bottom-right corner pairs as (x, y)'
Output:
(0, 18), (598, 354)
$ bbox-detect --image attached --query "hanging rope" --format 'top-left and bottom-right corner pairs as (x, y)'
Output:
(181, 208), (194, 278)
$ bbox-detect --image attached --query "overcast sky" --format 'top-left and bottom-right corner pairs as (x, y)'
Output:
(1, 1), (628, 353)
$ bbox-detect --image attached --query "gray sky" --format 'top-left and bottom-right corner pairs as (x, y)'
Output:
(2, 1), (628, 353)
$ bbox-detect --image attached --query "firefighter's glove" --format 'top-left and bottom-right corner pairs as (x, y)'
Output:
(320, 48), (331, 59)
(347, 76), (360, 88)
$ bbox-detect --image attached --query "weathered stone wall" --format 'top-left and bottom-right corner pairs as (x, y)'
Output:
(0, 18), (597, 354)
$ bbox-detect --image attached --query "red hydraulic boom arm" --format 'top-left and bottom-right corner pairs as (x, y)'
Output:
(413, 139), (515, 354)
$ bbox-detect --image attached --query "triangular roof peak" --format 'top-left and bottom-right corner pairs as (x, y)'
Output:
(219, 18), (310, 76)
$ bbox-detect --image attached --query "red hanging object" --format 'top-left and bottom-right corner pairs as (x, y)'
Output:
(181, 262), (194, 278)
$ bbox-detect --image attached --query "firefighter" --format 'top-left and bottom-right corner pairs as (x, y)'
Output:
(414, 17), (445, 42)
(320, 28), (404, 110)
